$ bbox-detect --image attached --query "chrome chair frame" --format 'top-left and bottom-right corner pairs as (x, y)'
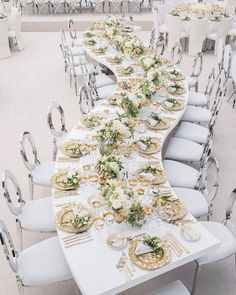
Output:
(20, 131), (40, 200)
(189, 52), (203, 92)
(50, 0), (66, 13)
(68, 18), (77, 40)
(171, 41), (182, 66)
(222, 44), (232, 97)
(128, 0), (143, 12)
(79, 84), (95, 115)
(108, 0), (123, 13)
(47, 102), (67, 161)
(33, 0), (50, 14)
(66, 0), (82, 13)
(192, 188), (236, 295)
(90, 0), (105, 12)
(18, 0), (34, 14)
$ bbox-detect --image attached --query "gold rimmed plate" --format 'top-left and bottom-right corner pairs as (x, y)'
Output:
(82, 114), (105, 128)
(134, 138), (161, 155)
(136, 162), (167, 185)
(129, 237), (171, 270)
(51, 170), (80, 191)
(60, 140), (88, 158)
(145, 117), (171, 130)
(55, 203), (94, 233)
(161, 99), (185, 111)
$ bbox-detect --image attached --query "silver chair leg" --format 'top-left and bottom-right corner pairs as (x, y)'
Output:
(17, 277), (24, 295)
(16, 220), (23, 251)
(29, 174), (34, 201)
(53, 139), (57, 161)
(192, 261), (201, 295)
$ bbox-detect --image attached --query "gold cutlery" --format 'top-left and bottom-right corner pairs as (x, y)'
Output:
(62, 232), (91, 241)
(64, 237), (94, 248)
(163, 234), (183, 256)
(116, 262), (130, 282)
(166, 233), (189, 254)
(57, 157), (80, 163)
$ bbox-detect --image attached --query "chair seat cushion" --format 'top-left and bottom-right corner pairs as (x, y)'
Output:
(159, 23), (168, 33)
(148, 280), (190, 295)
(96, 74), (115, 88)
(197, 222), (236, 265)
(97, 84), (116, 99)
(186, 76), (197, 87)
(73, 64), (94, 76)
(19, 197), (56, 232)
(31, 162), (55, 186)
(18, 236), (72, 285)
(165, 137), (204, 162)
(70, 46), (85, 56)
(206, 32), (217, 41)
(163, 160), (199, 189)
(175, 122), (209, 144)
(182, 105), (211, 123)
(188, 91), (208, 106)
(173, 187), (209, 218)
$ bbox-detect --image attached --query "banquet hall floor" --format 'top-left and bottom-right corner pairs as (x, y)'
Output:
(0, 31), (236, 295)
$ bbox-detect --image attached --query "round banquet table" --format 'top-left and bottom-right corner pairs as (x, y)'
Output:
(52, 19), (219, 295)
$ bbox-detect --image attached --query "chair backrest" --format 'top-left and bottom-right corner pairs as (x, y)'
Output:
(167, 15), (183, 51)
(199, 157), (219, 204)
(0, 16), (9, 45)
(226, 0), (236, 14)
(208, 96), (221, 135)
(0, 0), (5, 11)
(10, 7), (21, 37)
(156, 3), (165, 25)
(60, 28), (67, 48)
(217, 37), (225, 69)
(190, 52), (203, 78)
(171, 41), (183, 65)
(189, 18), (208, 42)
(20, 131), (40, 172)
(223, 44), (232, 77)
(204, 68), (215, 98)
(79, 85), (94, 115)
(0, 220), (18, 273)
(226, 188), (236, 221)
(68, 19), (77, 40)
(231, 54), (236, 82)
(47, 102), (67, 139)
(2, 170), (25, 216)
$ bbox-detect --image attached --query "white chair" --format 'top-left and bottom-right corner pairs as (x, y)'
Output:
(66, 0), (82, 13)
(181, 87), (221, 123)
(0, 220), (72, 295)
(79, 84), (95, 115)
(167, 14), (188, 52)
(157, 3), (168, 36)
(222, 44), (232, 97)
(192, 189), (236, 294)
(175, 98), (221, 144)
(186, 52), (203, 92)
(90, 0), (105, 12)
(225, 0), (236, 14)
(148, 280), (190, 295)
(8, 7), (24, 52)
(47, 102), (67, 161)
(34, 0), (50, 13)
(60, 29), (85, 57)
(187, 68), (215, 107)
(18, 0), (33, 14)
(173, 157), (219, 220)
(227, 54), (236, 108)
(2, 170), (56, 250)
(20, 131), (55, 200)
(0, 16), (11, 59)
(215, 37), (225, 82)
(68, 19), (82, 47)
(206, 17), (233, 55)
(188, 18), (208, 56)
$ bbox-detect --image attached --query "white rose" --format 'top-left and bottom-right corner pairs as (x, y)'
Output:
(109, 162), (119, 173)
(129, 94), (140, 108)
(112, 120), (129, 136)
(112, 199), (122, 210)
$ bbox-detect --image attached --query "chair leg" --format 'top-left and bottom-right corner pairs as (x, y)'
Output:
(192, 261), (201, 295)
(17, 277), (24, 295)
(53, 139), (57, 161)
(16, 220), (23, 251)
(29, 174), (34, 201)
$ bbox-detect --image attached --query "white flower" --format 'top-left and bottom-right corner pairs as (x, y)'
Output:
(129, 94), (140, 108)
(146, 68), (156, 81)
(112, 199), (122, 210)
(112, 120), (129, 136)
(109, 162), (119, 173)
(143, 57), (153, 68)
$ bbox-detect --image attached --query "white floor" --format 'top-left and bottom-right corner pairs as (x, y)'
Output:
(0, 31), (236, 295)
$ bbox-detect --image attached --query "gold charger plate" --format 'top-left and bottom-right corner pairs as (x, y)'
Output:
(158, 200), (188, 221)
(51, 170), (80, 191)
(161, 99), (185, 111)
(106, 56), (123, 64)
(55, 203), (94, 233)
(165, 72), (185, 81)
(167, 86), (186, 96)
(82, 114), (104, 128)
(60, 140), (87, 158)
(134, 138), (161, 155)
(116, 66), (134, 76)
(129, 238), (171, 270)
(145, 117), (171, 130)
(136, 162), (167, 185)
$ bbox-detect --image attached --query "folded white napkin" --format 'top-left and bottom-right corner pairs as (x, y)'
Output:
(139, 172), (156, 181)
(135, 241), (153, 255)
(137, 141), (147, 151)
(167, 86), (176, 93)
(148, 117), (158, 127)
(164, 100), (174, 108)
(72, 208), (89, 218)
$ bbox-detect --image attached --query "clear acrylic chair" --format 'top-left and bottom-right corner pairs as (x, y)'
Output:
(90, 0), (105, 12)
(47, 102), (67, 161)
(0, 220), (72, 295)
(66, 0), (82, 13)
(18, 0), (33, 14)
(222, 44), (232, 97)
(186, 52), (203, 92)
(171, 41), (183, 66)
(2, 170), (56, 250)
(33, 0), (50, 14)
(20, 131), (55, 200)
(192, 188), (236, 294)
(227, 54), (236, 108)
(50, 0), (65, 13)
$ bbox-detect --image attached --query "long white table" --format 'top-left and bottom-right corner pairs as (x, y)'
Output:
(52, 23), (219, 295)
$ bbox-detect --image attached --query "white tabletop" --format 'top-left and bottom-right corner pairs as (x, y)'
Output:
(52, 25), (220, 295)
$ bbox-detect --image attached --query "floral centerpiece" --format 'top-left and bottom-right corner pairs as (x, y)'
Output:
(140, 54), (163, 71)
(119, 92), (140, 117)
(146, 68), (163, 86)
(100, 180), (145, 226)
(136, 80), (156, 100)
(96, 151), (123, 184)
